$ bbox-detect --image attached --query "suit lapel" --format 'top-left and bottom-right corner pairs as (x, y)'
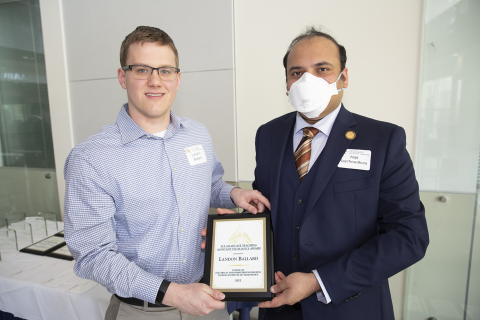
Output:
(270, 113), (296, 229)
(303, 106), (357, 222)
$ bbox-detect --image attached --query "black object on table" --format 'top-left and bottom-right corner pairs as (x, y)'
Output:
(0, 310), (26, 320)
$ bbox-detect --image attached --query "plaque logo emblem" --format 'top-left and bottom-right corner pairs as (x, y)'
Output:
(228, 226), (252, 245)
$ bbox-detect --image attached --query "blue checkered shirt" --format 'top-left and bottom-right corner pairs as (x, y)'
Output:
(64, 104), (236, 303)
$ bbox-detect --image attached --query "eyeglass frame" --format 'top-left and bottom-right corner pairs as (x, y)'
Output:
(122, 65), (181, 81)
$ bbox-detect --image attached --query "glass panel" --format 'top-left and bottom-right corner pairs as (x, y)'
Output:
(4, 211), (26, 226)
(0, 0), (60, 219)
(0, 217), (6, 236)
(477, 153), (480, 189)
(415, 0), (480, 194)
(6, 211), (34, 244)
(30, 211), (57, 233)
(408, 1), (480, 319)
(405, 192), (476, 320)
(0, 211), (58, 252)
(25, 216), (47, 237)
(0, 0), (53, 169)
(466, 193), (480, 320)
(0, 226), (19, 259)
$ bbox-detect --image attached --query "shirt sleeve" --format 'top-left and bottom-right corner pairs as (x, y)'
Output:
(63, 149), (162, 304)
(209, 149), (236, 209)
(312, 270), (332, 304)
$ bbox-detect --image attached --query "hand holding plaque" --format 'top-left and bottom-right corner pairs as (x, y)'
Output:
(203, 211), (274, 302)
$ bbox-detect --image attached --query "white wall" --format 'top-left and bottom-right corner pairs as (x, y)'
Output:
(234, 0), (423, 182)
(62, 0), (237, 181)
(233, 1), (423, 319)
(43, 0), (237, 185)
(39, 0), (73, 217)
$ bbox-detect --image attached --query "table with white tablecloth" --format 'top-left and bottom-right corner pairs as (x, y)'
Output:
(0, 220), (111, 320)
(0, 254), (111, 320)
(0, 222), (251, 320)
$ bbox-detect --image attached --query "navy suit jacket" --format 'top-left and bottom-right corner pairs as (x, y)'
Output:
(253, 106), (429, 320)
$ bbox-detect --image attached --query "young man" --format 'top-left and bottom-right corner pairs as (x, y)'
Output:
(250, 27), (429, 319)
(64, 26), (269, 320)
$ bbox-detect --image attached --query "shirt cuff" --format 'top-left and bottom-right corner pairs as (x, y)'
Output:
(131, 270), (164, 304)
(312, 269), (331, 304)
(220, 184), (237, 208)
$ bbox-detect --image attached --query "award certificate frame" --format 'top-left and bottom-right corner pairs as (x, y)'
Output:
(204, 212), (274, 301)
(46, 244), (74, 261)
(20, 235), (65, 256)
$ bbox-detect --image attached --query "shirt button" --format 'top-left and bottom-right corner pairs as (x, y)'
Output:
(179, 198), (183, 202)
(181, 227), (184, 232)
(182, 259), (186, 263)
(297, 199), (303, 204)
(294, 226), (300, 232)
(173, 167), (176, 171)
(293, 254), (299, 260)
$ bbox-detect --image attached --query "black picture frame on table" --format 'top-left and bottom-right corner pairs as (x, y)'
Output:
(46, 244), (74, 261)
(19, 234), (65, 256)
(203, 212), (274, 302)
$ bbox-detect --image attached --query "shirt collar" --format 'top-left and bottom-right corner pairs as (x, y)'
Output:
(116, 103), (186, 145)
(294, 102), (342, 137)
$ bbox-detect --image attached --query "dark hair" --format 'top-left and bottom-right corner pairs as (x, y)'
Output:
(283, 26), (347, 77)
(120, 26), (179, 67)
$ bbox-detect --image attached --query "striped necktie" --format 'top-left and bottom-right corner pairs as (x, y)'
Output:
(294, 127), (320, 182)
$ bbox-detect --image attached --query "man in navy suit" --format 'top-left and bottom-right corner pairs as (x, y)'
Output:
(253, 27), (429, 320)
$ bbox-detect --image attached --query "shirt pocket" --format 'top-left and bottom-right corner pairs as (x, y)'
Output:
(333, 176), (376, 194)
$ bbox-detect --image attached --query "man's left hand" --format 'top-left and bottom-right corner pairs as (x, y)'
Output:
(200, 208), (236, 249)
(230, 188), (271, 214)
(258, 272), (321, 308)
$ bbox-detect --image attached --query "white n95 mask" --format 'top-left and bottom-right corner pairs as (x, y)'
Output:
(288, 72), (343, 118)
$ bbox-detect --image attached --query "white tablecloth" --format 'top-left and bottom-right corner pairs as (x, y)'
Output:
(0, 222), (111, 320)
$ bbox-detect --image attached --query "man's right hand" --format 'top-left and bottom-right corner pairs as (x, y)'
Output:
(162, 282), (225, 316)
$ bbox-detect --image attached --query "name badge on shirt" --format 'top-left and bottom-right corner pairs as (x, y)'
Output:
(338, 149), (371, 171)
(185, 145), (207, 166)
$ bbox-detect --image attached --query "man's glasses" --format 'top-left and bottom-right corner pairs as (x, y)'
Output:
(122, 65), (180, 81)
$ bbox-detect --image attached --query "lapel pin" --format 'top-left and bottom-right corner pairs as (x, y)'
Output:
(345, 131), (356, 140)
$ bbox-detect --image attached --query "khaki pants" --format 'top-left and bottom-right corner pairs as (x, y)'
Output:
(105, 295), (230, 320)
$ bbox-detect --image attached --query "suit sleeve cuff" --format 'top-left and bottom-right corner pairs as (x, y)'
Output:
(312, 270), (332, 304)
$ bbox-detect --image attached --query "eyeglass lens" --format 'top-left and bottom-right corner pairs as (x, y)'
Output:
(131, 66), (178, 80)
